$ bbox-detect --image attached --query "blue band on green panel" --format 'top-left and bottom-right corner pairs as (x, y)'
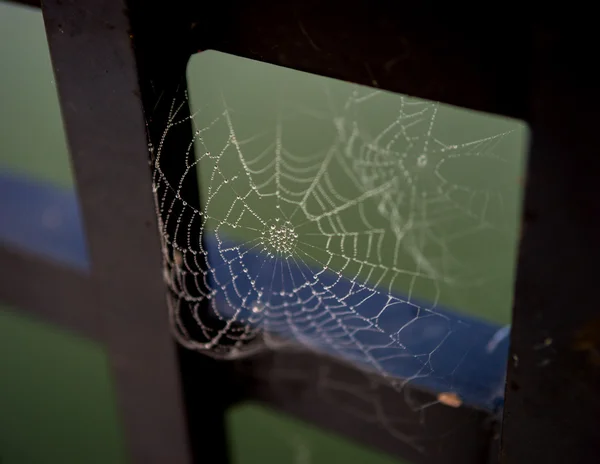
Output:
(0, 173), (509, 411)
(0, 173), (89, 270)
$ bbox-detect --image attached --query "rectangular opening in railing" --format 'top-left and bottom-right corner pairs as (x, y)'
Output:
(152, 50), (529, 460)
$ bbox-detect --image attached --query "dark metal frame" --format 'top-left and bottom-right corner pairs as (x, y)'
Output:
(1, 1), (598, 463)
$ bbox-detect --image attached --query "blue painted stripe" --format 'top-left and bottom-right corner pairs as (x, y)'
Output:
(203, 234), (509, 410)
(0, 173), (89, 270)
(0, 173), (509, 410)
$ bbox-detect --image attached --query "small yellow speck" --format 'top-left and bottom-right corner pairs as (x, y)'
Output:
(437, 392), (462, 408)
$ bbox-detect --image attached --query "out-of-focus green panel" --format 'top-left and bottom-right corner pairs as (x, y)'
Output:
(0, 1), (74, 188)
(0, 305), (127, 464)
(227, 402), (411, 464)
(187, 51), (528, 324)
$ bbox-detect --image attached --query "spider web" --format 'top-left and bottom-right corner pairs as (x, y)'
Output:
(151, 52), (526, 423)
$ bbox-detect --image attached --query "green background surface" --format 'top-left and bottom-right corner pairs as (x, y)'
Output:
(187, 52), (528, 324)
(228, 403), (408, 464)
(0, 1), (74, 188)
(0, 305), (127, 464)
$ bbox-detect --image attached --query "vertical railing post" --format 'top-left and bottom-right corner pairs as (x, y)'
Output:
(41, 1), (230, 462)
(501, 17), (600, 464)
